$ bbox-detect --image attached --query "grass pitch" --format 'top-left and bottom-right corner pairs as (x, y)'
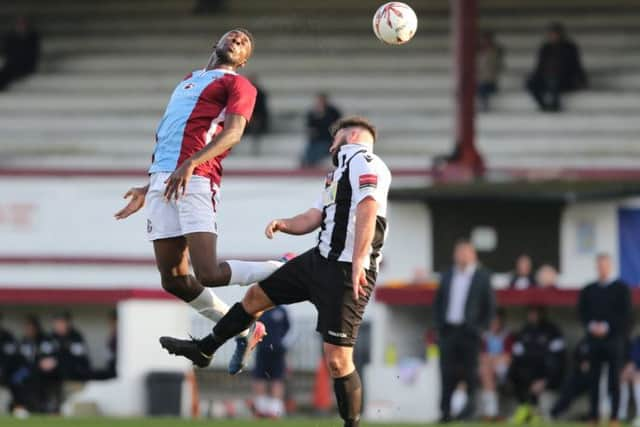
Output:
(0, 418), (589, 427)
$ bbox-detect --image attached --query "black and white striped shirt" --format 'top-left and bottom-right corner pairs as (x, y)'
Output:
(313, 143), (391, 272)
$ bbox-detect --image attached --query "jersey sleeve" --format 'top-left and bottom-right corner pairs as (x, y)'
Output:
(226, 76), (257, 122)
(349, 154), (390, 205)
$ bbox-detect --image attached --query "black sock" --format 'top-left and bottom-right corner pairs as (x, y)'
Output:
(333, 370), (362, 427)
(198, 303), (254, 354)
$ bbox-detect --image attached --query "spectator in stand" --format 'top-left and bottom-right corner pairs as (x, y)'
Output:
(579, 253), (631, 425)
(51, 312), (91, 381)
(18, 315), (61, 413)
(476, 30), (503, 112)
(93, 309), (117, 380)
(301, 93), (342, 168)
(245, 74), (270, 156)
(536, 264), (559, 289)
(550, 336), (593, 419)
(252, 306), (291, 418)
(434, 239), (495, 422)
(526, 22), (587, 112)
(509, 306), (566, 425)
(479, 308), (514, 420)
(0, 16), (41, 91)
(509, 254), (537, 290)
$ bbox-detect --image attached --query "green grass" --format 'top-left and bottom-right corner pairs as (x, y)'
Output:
(0, 418), (590, 427)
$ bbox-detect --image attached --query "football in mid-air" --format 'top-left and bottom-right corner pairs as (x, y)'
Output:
(372, 2), (418, 45)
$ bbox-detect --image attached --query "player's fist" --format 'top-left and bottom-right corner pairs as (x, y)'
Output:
(115, 186), (148, 220)
(265, 219), (285, 239)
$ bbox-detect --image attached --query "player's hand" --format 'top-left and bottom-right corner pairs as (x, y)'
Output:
(164, 160), (195, 201)
(265, 219), (285, 239)
(351, 260), (369, 301)
(114, 186), (148, 220)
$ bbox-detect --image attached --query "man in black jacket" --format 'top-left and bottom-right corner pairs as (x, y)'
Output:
(526, 22), (587, 112)
(434, 239), (495, 422)
(579, 253), (631, 424)
(51, 312), (91, 381)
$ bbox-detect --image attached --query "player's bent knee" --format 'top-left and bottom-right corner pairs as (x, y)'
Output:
(241, 285), (274, 315)
(323, 345), (354, 378)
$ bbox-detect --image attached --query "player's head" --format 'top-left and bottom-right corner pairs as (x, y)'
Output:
(214, 28), (254, 68)
(328, 116), (377, 165)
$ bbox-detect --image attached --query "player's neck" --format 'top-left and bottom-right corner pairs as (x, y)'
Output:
(207, 60), (237, 73)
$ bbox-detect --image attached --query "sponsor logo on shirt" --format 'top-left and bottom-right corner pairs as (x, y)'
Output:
(359, 174), (378, 189)
(183, 83), (195, 90)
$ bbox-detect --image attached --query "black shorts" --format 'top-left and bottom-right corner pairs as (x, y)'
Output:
(259, 248), (376, 347)
(253, 348), (286, 381)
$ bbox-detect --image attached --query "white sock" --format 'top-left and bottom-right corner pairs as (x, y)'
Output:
(620, 384), (629, 420)
(255, 395), (269, 415)
(189, 289), (249, 337)
(268, 397), (285, 417)
(481, 390), (498, 417)
(227, 260), (283, 286)
(634, 382), (640, 417)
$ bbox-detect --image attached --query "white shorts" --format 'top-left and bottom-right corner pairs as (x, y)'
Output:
(145, 172), (220, 241)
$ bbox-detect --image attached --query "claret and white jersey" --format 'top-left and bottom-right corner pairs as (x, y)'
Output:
(314, 143), (392, 272)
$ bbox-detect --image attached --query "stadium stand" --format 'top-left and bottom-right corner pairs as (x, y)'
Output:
(0, 0), (639, 170)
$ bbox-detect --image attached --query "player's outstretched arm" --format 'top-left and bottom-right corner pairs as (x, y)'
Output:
(164, 114), (247, 200)
(351, 197), (378, 301)
(114, 185), (149, 220)
(265, 208), (323, 239)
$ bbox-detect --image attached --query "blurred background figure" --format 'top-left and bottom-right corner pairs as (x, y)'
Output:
(509, 254), (536, 290)
(301, 93), (342, 168)
(92, 309), (118, 380)
(52, 312), (91, 382)
(536, 264), (559, 289)
(479, 308), (513, 420)
(245, 74), (270, 156)
(0, 313), (20, 413)
(434, 239), (495, 422)
(0, 16), (41, 91)
(550, 336), (593, 420)
(509, 306), (565, 425)
(252, 306), (291, 419)
(476, 30), (503, 112)
(579, 253), (631, 425)
(526, 22), (587, 112)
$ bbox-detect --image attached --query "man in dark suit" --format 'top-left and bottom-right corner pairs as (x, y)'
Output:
(434, 239), (495, 422)
(579, 253), (631, 425)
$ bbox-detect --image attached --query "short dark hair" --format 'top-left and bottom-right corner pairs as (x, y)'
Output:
(232, 27), (255, 49)
(329, 116), (377, 142)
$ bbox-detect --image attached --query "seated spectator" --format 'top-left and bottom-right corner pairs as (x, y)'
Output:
(301, 93), (342, 168)
(17, 315), (61, 414)
(92, 309), (117, 380)
(526, 22), (587, 112)
(0, 16), (40, 91)
(509, 254), (537, 289)
(51, 312), (91, 381)
(476, 30), (503, 112)
(245, 74), (270, 156)
(509, 306), (566, 424)
(550, 336), (592, 419)
(536, 264), (559, 289)
(479, 308), (514, 420)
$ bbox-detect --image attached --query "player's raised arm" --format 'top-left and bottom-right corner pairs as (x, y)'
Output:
(265, 208), (323, 239)
(114, 184), (149, 220)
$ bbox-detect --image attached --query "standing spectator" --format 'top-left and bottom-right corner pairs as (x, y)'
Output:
(301, 93), (342, 168)
(579, 253), (631, 425)
(252, 306), (291, 418)
(509, 254), (537, 289)
(526, 22), (587, 112)
(51, 312), (91, 381)
(476, 31), (503, 112)
(509, 306), (566, 425)
(550, 336), (593, 419)
(536, 264), (559, 289)
(246, 74), (270, 156)
(479, 308), (514, 420)
(0, 16), (41, 91)
(434, 239), (495, 422)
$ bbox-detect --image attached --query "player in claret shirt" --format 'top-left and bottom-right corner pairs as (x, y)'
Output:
(114, 29), (286, 374)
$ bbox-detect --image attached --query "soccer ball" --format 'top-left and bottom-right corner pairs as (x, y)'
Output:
(372, 2), (418, 45)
